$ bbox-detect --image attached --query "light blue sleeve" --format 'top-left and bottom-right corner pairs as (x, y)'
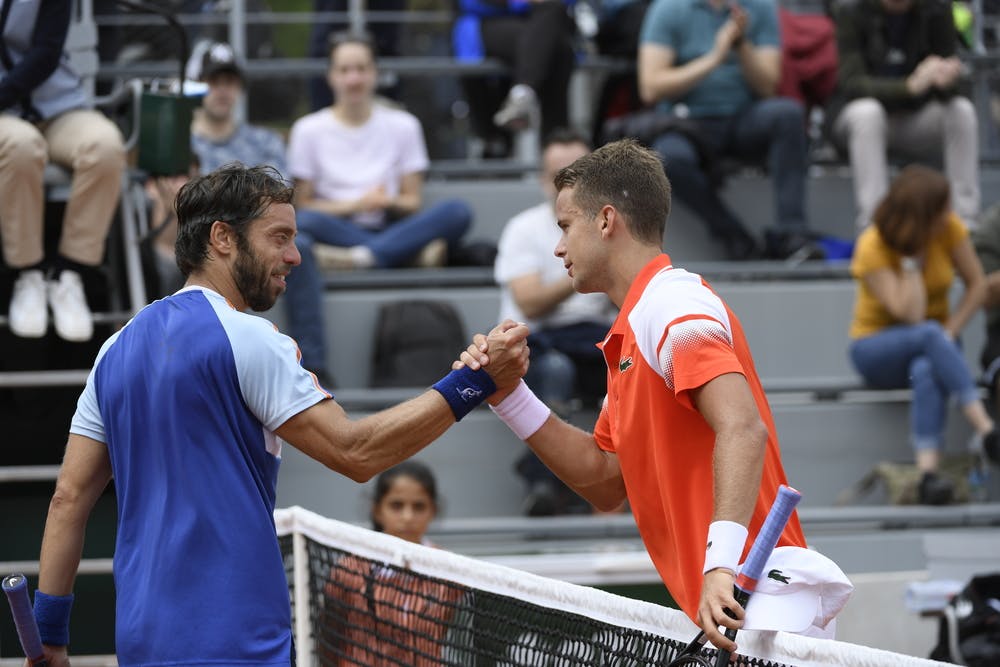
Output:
(69, 369), (106, 443)
(69, 334), (120, 443)
(221, 312), (331, 432)
(639, 0), (680, 49)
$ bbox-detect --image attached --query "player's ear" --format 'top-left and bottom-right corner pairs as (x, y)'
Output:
(208, 220), (235, 255)
(599, 206), (616, 238)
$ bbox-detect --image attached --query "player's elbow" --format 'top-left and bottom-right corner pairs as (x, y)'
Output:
(722, 415), (769, 454)
(336, 452), (380, 483)
(590, 491), (628, 513)
(48, 480), (93, 526)
(745, 416), (769, 448)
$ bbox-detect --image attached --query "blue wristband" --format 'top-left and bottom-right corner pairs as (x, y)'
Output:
(35, 591), (73, 646)
(432, 366), (497, 421)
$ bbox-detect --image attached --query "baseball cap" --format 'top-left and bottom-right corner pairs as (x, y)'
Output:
(741, 546), (854, 633)
(200, 42), (243, 81)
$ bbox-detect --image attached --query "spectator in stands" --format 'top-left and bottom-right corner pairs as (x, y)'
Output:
(848, 166), (996, 504)
(453, 0), (577, 143)
(305, 0), (404, 112)
(494, 128), (617, 515)
(284, 32), (472, 385)
(828, 0), (979, 230)
(0, 0), (126, 342)
(189, 42), (288, 178)
(637, 0), (818, 261)
(323, 460), (462, 666)
(972, 203), (1000, 465)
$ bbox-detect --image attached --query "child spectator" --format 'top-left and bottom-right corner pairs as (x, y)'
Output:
(322, 461), (462, 666)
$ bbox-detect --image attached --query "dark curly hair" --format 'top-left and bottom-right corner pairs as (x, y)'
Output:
(174, 163), (293, 277)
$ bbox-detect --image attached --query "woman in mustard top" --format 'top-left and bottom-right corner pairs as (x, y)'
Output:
(849, 166), (996, 504)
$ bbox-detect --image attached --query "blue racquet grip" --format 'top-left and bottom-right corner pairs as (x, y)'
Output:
(734, 485), (802, 595)
(3, 574), (48, 666)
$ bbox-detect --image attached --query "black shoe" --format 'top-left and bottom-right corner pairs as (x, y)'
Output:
(764, 229), (826, 262)
(918, 471), (955, 505)
(984, 429), (1000, 465)
(721, 231), (762, 261)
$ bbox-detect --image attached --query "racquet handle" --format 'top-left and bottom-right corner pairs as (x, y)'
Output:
(3, 574), (50, 667)
(715, 485), (802, 667)
(735, 485), (802, 596)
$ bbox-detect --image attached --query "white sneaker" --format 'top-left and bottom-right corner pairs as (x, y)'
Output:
(48, 270), (94, 342)
(8, 269), (48, 338)
(313, 243), (359, 271)
(493, 85), (540, 131)
(411, 238), (448, 268)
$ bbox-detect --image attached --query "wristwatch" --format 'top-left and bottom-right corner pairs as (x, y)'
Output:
(900, 256), (920, 272)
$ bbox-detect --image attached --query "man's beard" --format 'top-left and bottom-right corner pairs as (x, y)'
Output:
(233, 235), (279, 312)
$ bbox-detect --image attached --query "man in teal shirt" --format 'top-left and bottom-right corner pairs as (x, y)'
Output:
(638, 0), (818, 261)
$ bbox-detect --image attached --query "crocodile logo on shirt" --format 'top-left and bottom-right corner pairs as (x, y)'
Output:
(619, 356), (634, 373)
(767, 569), (791, 584)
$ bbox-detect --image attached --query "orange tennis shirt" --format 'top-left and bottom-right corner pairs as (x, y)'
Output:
(594, 255), (806, 621)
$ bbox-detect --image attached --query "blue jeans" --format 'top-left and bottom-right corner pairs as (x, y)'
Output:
(651, 97), (808, 238)
(850, 321), (982, 452)
(284, 199), (472, 372)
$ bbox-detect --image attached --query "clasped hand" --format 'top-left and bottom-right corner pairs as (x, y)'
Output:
(453, 320), (531, 402)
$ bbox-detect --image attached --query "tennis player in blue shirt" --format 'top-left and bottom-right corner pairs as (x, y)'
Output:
(29, 164), (528, 667)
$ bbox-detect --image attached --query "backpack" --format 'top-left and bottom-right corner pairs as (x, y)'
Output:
(834, 454), (975, 505)
(370, 300), (468, 388)
(929, 574), (1000, 665)
(776, 9), (839, 111)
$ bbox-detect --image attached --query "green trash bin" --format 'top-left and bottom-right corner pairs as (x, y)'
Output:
(138, 90), (199, 176)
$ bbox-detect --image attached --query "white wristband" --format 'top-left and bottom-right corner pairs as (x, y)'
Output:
(490, 380), (551, 440)
(703, 521), (749, 575)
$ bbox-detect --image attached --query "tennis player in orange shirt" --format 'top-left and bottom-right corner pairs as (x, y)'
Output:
(460, 139), (851, 655)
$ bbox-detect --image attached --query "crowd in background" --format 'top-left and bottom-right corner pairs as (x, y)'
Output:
(4, 0), (1000, 510)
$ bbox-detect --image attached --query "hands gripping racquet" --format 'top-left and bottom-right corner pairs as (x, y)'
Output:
(3, 574), (50, 667)
(668, 485), (803, 667)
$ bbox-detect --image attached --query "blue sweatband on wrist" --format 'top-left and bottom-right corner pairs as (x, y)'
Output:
(34, 591), (73, 646)
(432, 366), (497, 421)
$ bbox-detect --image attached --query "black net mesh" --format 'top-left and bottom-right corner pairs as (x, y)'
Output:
(280, 535), (796, 667)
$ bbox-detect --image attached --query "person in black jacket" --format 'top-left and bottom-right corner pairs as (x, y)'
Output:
(828, 0), (979, 230)
(0, 0), (125, 342)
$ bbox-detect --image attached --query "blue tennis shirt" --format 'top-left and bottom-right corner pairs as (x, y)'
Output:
(71, 287), (329, 666)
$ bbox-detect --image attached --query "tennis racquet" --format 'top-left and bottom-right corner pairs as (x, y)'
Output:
(668, 484), (803, 667)
(3, 573), (50, 667)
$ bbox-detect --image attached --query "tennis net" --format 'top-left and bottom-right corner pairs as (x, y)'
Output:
(275, 506), (943, 666)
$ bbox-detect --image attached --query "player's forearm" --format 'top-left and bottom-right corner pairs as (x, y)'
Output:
(711, 421), (766, 526)
(526, 417), (626, 510)
(37, 501), (89, 595)
(335, 393), (457, 482)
